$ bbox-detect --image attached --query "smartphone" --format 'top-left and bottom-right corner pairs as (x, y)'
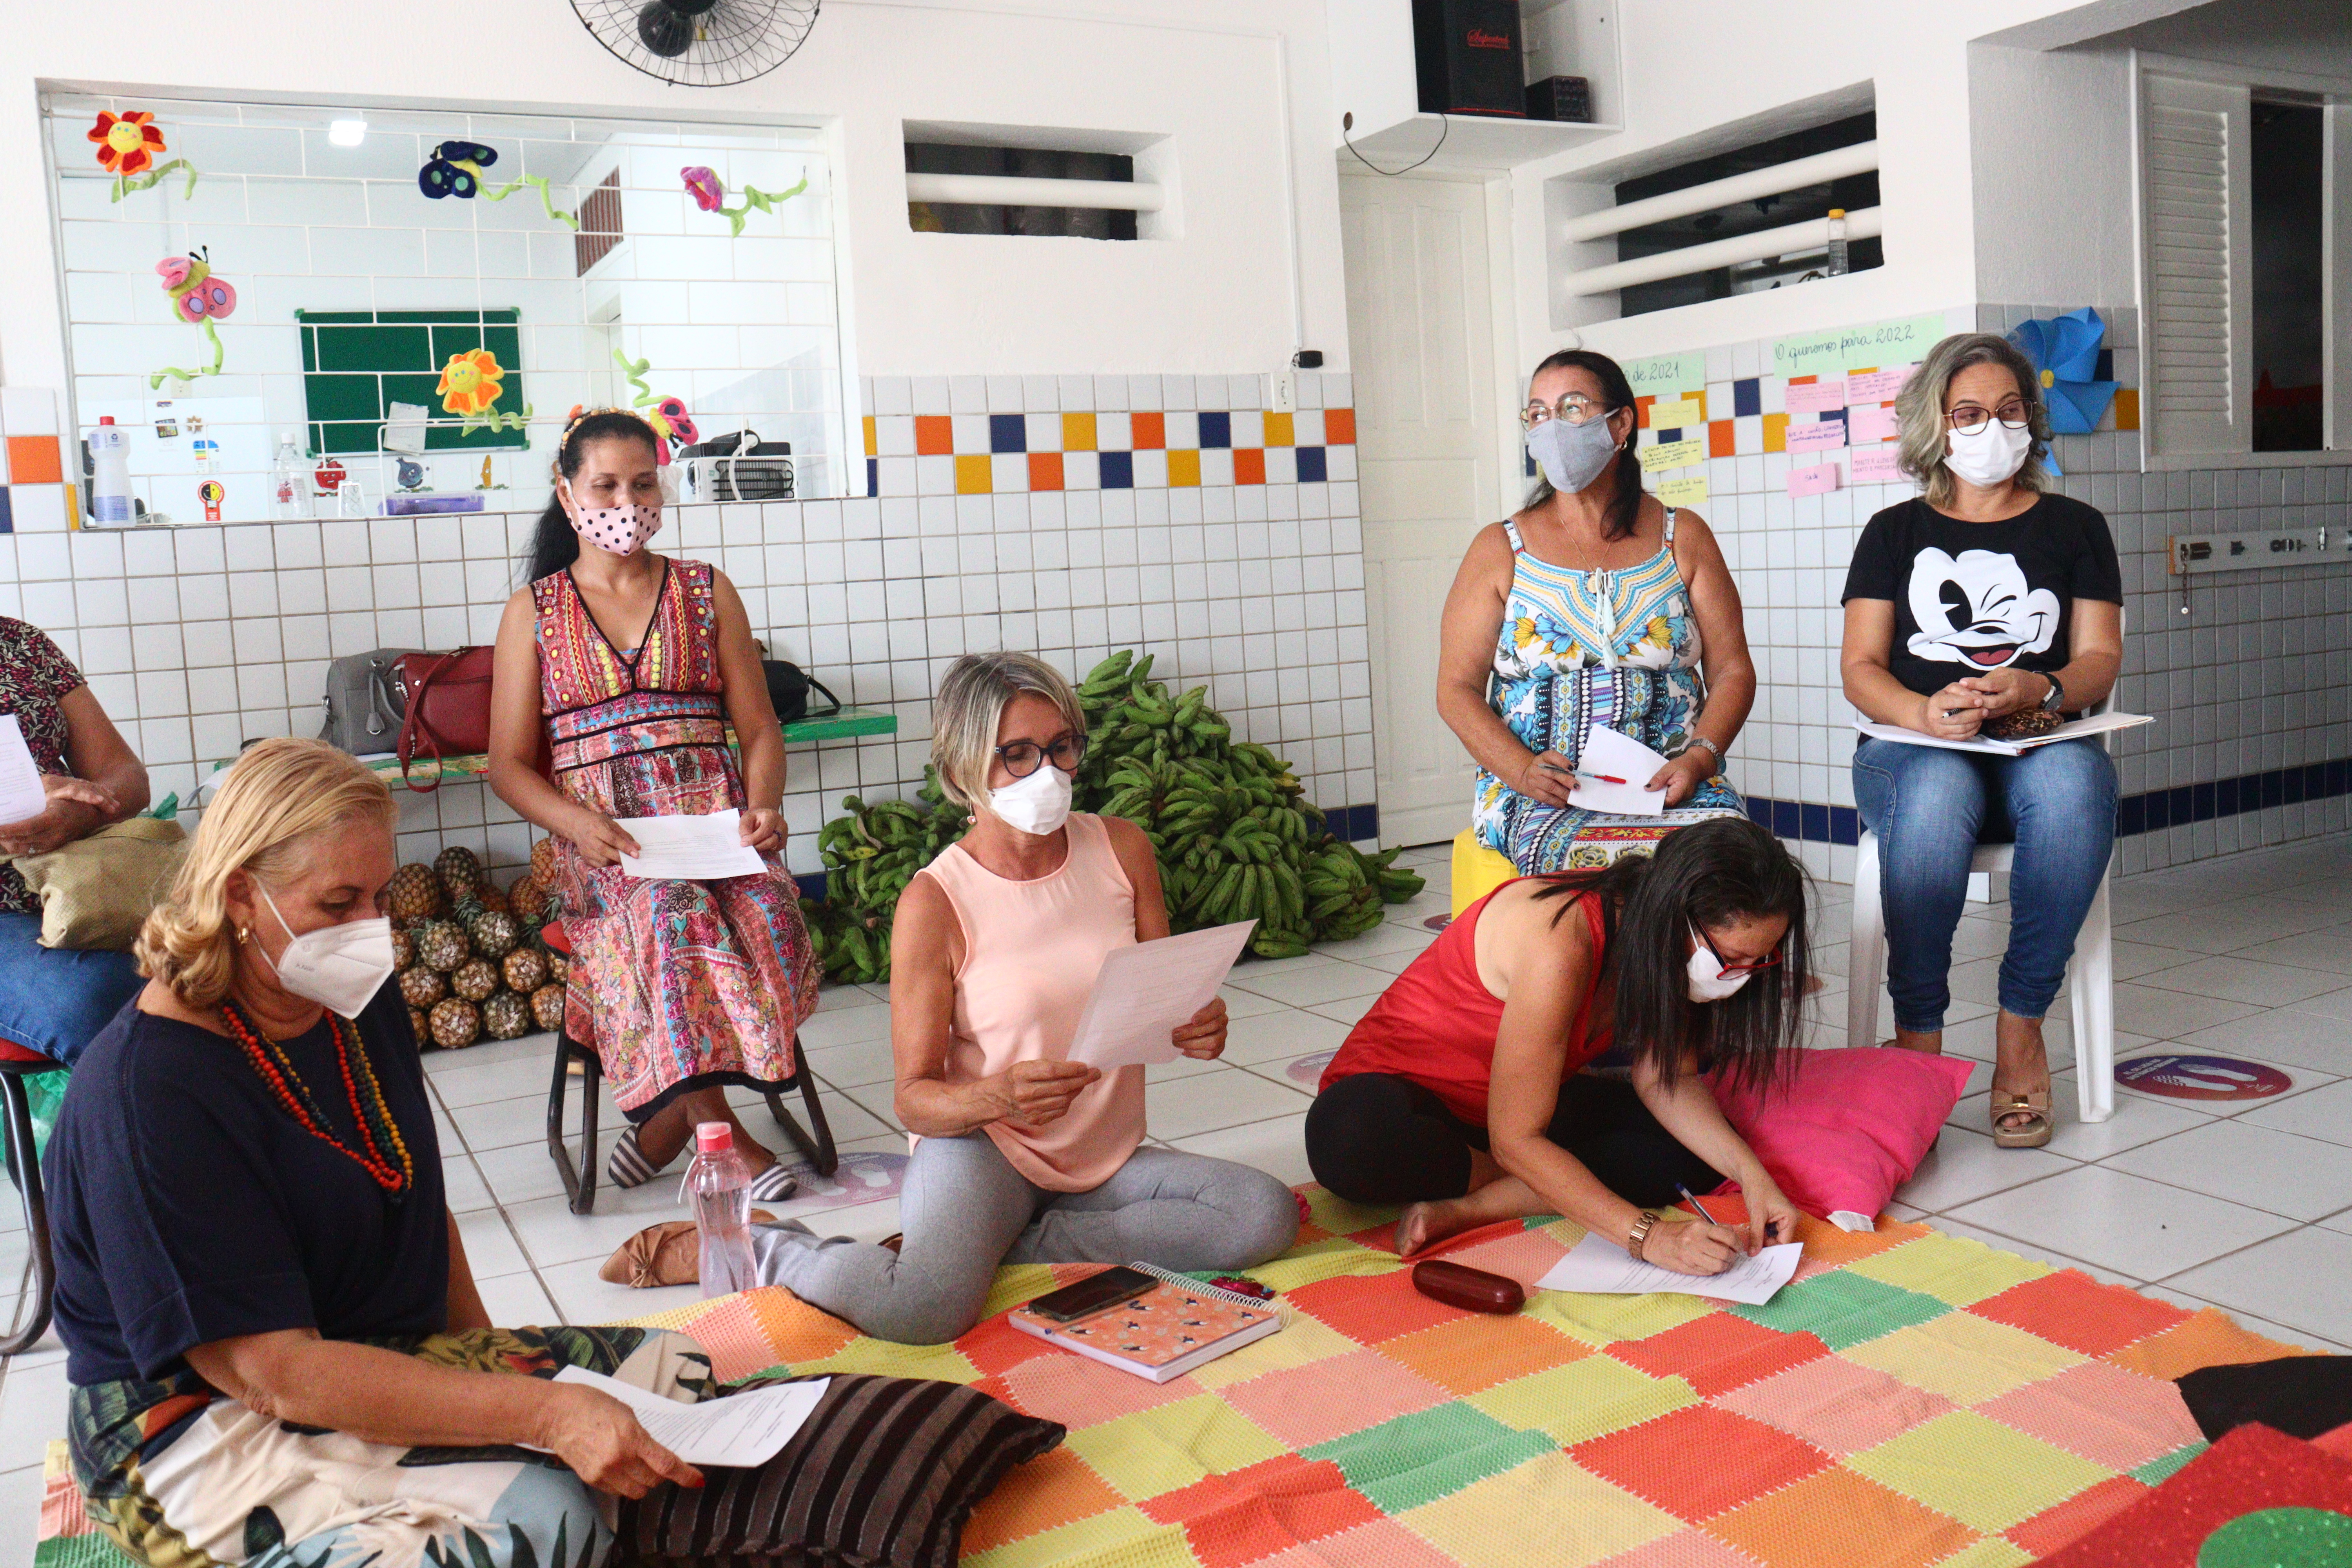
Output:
(1025, 1265), (1157, 1323)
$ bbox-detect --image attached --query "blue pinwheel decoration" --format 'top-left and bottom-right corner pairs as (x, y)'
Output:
(2010, 307), (2119, 435)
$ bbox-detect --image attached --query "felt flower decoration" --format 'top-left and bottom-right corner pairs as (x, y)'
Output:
(89, 111), (165, 176)
(650, 396), (699, 452)
(419, 140), (500, 200)
(437, 348), (507, 417)
(2009, 307), (2118, 436)
(156, 250), (236, 323)
(681, 166), (725, 212)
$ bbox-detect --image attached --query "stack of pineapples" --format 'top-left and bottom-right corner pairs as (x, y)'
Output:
(387, 842), (567, 1049)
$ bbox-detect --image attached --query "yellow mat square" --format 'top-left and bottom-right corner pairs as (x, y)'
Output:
(793, 1335), (983, 1383)
(1933, 1539), (2037, 1568)
(1399, 1449), (1679, 1568)
(1250, 1243), (1402, 1295)
(1468, 1356), (1700, 1446)
(1845, 1234), (2052, 1308)
(984, 1264), (1066, 1321)
(1842, 1314), (2088, 1408)
(1302, 1190), (1401, 1237)
(1066, 1393), (1289, 1503)
(1187, 1311), (1360, 1391)
(965, 1505), (1198, 1568)
(1526, 1283), (1715, 1348)
(1844, 1410), (2115, 1533)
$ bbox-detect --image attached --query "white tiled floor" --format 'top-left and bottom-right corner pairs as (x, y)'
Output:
(7, 832), (2352, 1556)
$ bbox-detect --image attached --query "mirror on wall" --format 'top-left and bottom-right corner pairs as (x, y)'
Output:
(44, 94), (850, 527)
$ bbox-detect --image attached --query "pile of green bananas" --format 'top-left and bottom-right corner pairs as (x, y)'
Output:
(803, 650), (1424, 982)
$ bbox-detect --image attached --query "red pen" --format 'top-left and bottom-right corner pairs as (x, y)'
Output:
(1536, 763), (1628, 784)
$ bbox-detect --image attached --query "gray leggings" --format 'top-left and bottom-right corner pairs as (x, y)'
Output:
(748, 1134), (1300, 1345)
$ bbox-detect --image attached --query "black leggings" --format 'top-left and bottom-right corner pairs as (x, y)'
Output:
(1304, 1072), (1722, 1209)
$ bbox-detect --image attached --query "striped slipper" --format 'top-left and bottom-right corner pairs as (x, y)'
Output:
(607, 1126), (673, 1190)
(750, 1162), (799, 1203)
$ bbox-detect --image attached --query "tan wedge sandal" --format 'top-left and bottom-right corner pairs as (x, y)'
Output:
(1991, 1087), (2053, 1149)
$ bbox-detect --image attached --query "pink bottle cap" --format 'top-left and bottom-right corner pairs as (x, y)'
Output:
(694, 1122), (733, 1154)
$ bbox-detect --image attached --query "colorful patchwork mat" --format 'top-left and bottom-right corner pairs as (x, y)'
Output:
(35, 1190), (2303, 1568)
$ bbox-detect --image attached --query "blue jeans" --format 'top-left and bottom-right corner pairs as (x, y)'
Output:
(1852, 737), (2116, 1033)
(0, 911), (143, 1063)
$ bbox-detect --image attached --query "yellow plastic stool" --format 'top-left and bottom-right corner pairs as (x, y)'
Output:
(1450, 831), (1516, 920)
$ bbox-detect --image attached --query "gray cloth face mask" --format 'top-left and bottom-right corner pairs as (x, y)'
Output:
(1526, 412), (1621, 494)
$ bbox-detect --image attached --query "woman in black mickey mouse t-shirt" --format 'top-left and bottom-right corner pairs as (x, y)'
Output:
(1839, 333), (2123, 1150)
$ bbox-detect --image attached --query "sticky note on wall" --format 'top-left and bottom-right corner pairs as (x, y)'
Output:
(1784, 419), (1848, 454)
(1849, 405), (1901, 444)
(1647, 398), (1703, 430)
(1639, 438), (1705, 473)
(1787, 462), (1839, 497)
(1784, 379), (1848, 415)
(1656, 474), (1709, 506)
(1846, 366), (1914, 404)
(1851, 448), (1904, 483)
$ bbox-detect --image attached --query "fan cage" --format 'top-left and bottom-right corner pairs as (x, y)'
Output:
(572, 0), (820, 87)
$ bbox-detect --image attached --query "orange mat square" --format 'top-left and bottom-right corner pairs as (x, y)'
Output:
(2001, 1472), (2148, 1557)
(2102, 1307), (2310, 1382)
(959, 1315), (1059, 1378)
(1609, 1313), (1829, 1398)
(1323, 408), (1356, 444)
(1382, 1311), (1589, 1396)
(1713, 1352), (1956, 1458)
(1969, 1270), (2189, 1357)
(1973, 1359), (2202, 1472)
(913, 414), (952, 455)
(1249, 1516), (1460, 1568)
(1426, 1223), (1573, 1285)
(1706, 1466), (1975, 1568)
(957, 1443), (1127, 1555)
(1222, 1348), (1455, 1448)
(1573, 1404), (1833, 1523)
(1000, 1348), (1202, 1429)
(1140, 1453), (1383, 1568)
(1597, 1528), (1774, 1568)
(1289, 1270), (1467, 1345)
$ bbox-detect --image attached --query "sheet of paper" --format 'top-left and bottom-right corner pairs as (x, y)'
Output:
(1782, 379), (1848, 415)
(0, 717), (47, 829)
(1786, 462), (1840, 498)
(1065, 920), (1257, 1069)
(551, 1367), (829, 1468)
(1637, 438), (1704, 473)
(1852, 711), (2153, 757)
(1646, 398), (1703, 431)
(1783, 418), (1848, 453)
(1623, 351), (1708, 397)
(1563, 726), (1674, 817)
(615, 812), (766, 881)
(1850, 447), (1904, 483)
(1775, 312), (1949, 381)
(1846, 365), (1915, 404)
(383, 400), (430, 455)
(1535, 1231), (1803, 1307)
(1656, 474), (1709, 507)
(1847, 404), (1901, 444)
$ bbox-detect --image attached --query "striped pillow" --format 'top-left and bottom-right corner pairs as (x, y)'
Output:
(618, 1374), (1066, 1568)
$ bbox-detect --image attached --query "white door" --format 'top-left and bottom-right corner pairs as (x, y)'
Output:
(1341, 173), (1504, 849)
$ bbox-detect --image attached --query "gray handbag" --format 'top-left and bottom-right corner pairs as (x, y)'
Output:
(318, 648), (423, 753)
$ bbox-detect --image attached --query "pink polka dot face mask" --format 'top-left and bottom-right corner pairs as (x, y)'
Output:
(562, 479), (662, 557)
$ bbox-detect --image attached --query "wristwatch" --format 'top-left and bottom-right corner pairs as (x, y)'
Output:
(1677, 735), (1724, 772)
(2039, 673), (2067, 713)
(1626, 1209), (1661, 1262)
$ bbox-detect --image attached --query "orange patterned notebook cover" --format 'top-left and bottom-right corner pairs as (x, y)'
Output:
(1009, 1263), (1285, 1383)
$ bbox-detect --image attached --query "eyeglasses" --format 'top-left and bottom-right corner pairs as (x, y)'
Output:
(1700, 927), (1782, 978)
(1521, 396), (1615, 429)
(1945, 402), (2031, 436)
(995, 732), (1087, 777)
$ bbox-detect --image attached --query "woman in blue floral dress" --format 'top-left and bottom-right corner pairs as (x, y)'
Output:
(1439, 350), (1755, 871)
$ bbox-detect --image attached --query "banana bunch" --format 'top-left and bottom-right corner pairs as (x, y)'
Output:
(807, 767), (972, 983)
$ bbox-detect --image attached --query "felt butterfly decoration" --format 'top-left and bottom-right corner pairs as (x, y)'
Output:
(419, 141), (500, 200)
(157, 249), (236, 323)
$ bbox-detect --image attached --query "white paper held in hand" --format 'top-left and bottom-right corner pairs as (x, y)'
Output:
(1064, 920), (1258, 1070)
(0, 717), (48, 829)
(1534, 1231), (1803, 1307)
(615, 812), (766, 880)
(550, 1367), (829, 1468)
(1563, 726), (1674, 817)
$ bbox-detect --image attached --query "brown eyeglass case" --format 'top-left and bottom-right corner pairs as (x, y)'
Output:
(1411, 1259), (1526, 1315)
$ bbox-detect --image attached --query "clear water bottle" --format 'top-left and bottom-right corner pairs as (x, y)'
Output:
(87, 417), (132, 526)
(686, 1122), (757, 1298)
(270, 431), (305, 519)
(1824, 208), (1849, 277)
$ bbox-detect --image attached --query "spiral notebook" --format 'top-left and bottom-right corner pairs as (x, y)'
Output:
(1009, 1263), (1285, 1383)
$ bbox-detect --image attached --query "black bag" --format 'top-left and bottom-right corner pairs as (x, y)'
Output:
(763, 661), (842, 724)
(683, 430), (795, 502)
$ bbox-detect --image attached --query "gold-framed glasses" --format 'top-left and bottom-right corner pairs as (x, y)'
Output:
(1521, 396), (1613, 429)
(1945, 402), (2031, 436)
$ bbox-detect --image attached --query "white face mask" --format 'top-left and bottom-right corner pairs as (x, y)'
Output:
(1943, 421), (2032, 488)
(989, 760), (1074, 837)
(256, 886), (396, 1019)
(563, 479), (662, 557)
(1526, 412), (1621, 494)
(1686, 923), (1757, 1004)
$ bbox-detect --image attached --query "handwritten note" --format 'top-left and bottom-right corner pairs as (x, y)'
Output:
(1623, 351), (1708, 397)
(1775, 312), (1948, 380)
(1783, 379), (1847, 416)
(1646, 398), (1703, 431)
(1535, 1231), (1803, 1307)
(1783, 419), (1848, 454)
(1851, 447), (1904, 483)
(1656, 474), (1709, 507)
(1848, 405), (1901, 444)
(1786, 463), (1840, 497)
(1638, 439), (1704, 473)
(1846, 365), (1915, 403)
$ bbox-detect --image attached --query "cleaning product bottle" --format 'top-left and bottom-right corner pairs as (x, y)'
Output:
(1825, 209), (1849, 277)
(88, 417), (132, 525)
(685, 1122), (757, 1298)
(270, 431), (305, 519)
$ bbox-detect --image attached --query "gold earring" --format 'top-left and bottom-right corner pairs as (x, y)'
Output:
(237, 926), (249, 946)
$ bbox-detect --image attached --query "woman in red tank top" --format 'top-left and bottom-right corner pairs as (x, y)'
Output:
(1308, 817), (1809, 1278)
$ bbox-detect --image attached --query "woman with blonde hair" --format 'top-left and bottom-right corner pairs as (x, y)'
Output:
(48, 737), (721, 1566)
(1840, 333), (2122, 1148)
(740, 652), (1298, 1344)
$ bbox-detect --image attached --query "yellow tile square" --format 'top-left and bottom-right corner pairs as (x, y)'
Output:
(1186, 1309), (1357, 1390)
(1062, 411), (1098, 452)
(955, 453), (995, 494)
(1467, 1356), (1699, 1445)
(1845, 1234), (2052, 1308)
(1167, 448), (1201, 487)
(1065, 1392), (1288, 1501)
(1842, 1312), (2088, 1407)
(1844, 1410), (2114, 1532)
(964, 1506), (1192, 1568)
(1262, 410), (1295, 447)
(1400, 1449), (1679, 1567)
(862, 414), (877, 456)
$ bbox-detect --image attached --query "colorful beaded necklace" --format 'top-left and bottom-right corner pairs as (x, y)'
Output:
(220, 1000), (413, 1201)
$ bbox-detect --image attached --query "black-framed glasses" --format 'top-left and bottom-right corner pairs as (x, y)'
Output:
(995, 732), (1087, 777)
(1699, 926), (1782, 978)
(1945, 402), (2031, 436)
(1521, 396), (1615, 429)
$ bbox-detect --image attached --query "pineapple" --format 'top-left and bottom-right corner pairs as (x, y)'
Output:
(545, 952), (569, 985)
(468, 911), (519, 962)
(481, 991), (530, 1040)
(502, 947), (548, 995)
(475, 882), (510, 916)
(508, 874), (551, 923)
(530, 983), (568, 1033)
(530, 837), (558, 883)
(408, 1006), (430, 1044)
(398, 966), (447, 1009)
(390, 929), (416, 972)
(450, 958), (499, 1004)
(451, 893), (486, 928)
(388, 864), (443, 923)
(435, 845), (483, 898)
(414, 920), (468, 973)
(428, 998), (480, 1050)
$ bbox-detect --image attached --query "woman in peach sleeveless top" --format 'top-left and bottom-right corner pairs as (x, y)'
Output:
(748, 653), (1298, 1343)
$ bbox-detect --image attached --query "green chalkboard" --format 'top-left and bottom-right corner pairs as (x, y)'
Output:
(296, 308), (528, 455)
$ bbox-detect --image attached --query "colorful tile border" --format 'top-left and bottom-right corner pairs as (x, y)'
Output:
(862, 407), (1356, 498)
(0, 387), (69, 535)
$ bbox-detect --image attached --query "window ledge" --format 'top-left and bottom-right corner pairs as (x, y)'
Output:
(2142, 448), (2352, 473)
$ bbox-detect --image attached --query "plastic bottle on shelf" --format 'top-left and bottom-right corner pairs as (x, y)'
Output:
(88, 417), (132, 526)
(1825, 209), (1849, 277)
(685, 1122), (758, 1299)
(270, 432), (305, 519)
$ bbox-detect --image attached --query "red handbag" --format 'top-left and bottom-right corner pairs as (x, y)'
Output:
(394, 648), (496, 792)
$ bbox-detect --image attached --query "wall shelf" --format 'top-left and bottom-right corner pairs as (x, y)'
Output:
(1342, 112), (1622, 176)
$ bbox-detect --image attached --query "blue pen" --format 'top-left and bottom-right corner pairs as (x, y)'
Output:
(1678, 1183), (1775, 1244)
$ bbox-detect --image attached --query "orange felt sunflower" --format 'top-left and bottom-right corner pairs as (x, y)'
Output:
(89, 111), (166, 176)
(437, 348), (506, 417)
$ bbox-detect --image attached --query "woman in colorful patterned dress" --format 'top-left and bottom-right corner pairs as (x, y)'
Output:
(489, 409), (817, 1201)
(1438, 350), (1755, 873)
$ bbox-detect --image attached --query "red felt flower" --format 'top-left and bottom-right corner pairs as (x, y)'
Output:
(90, 111), (166, 177)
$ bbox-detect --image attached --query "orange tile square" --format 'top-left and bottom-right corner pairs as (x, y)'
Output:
(1572, 1404), (1833, 1523)
(1707, 1465), (1976, 1568)
(1167, 448), (1201, 487)
(1762, 413), (1789, 454)
(1062, 410), (1098, 451)
(1969, 1271), (2188, 1359)
(1140, 1454), (1382, 1568)
(2112, 388), (2140, 430)
(1131, 410), (1167, 450)
(1322, 407), (1355, 444)
(6, 436), (62, 485)
(1707, 419), (1737, 459)
(1288, 1271), (1465, 1345)
(2002, 1472), (2147, 1558)
(1381, 1310), (1589, 1395)
(1261, 410), (1296, 447)
(1635, 394), (1657, 430)
(861, 414), (877, 457)
(1029, 452), (1065, 491)
(1609, 1314), (1830, 1398)
(954, 454), (994, 494)
(1233, 448), (1267, 485)
(913, 415), (953, 455)
(1220, 1348), (1453, 1448)
(958, 1444), (1127, 1555)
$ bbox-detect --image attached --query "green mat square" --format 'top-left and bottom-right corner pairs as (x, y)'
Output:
(1303, 1400), (1558, 1514)
(1730, 1270), (1951, 1350)
(2131, 1441), (2208, 1486)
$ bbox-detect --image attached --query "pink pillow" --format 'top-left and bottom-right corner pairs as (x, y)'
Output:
(1707, 1046), (1973, 1230)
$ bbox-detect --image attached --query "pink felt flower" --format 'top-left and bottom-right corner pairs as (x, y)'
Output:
(681, 166), (725, 213)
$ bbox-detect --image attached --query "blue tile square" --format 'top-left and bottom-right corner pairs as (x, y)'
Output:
(1098, 450), (1134, 489)
(1655, 427), (1682, 443)
(1355, 802), (1380, 841)
(2261, 769), (2285, 809)
(2167, 785), (2191, 825)
(2094, 348), (2114, 381)
(1197, 411), (1231, 449)
(1829, 805), (1859, 846)
(2329, 760), (2350, 799)
(989, 413), (1027, 454)
(1733, 378), (1761, 417)
(1295, 446), (1327, 483)
(2216, 777), (2239, 818)
(1771, 799), (1800, 840)
(1524, 451), (1537, 477)
(866, 457), (877, 498)
(794, 871), (829, 901)
(1800, 802), (1830, 842)
(0, 488), (12, 534)
(2296, 764), (2322, 802)
(2190, 782), (2215, 822)
(2116, 794), (2146, 837)
(1746, 797), (1773, 828)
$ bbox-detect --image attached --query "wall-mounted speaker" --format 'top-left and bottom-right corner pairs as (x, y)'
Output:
(1412, 0), (1526, 120)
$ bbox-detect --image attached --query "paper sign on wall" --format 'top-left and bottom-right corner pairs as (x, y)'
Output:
(1647, 398), (1703, 430)
(1846, 365), (1915, 404)
(1622, 351), (1709, 397)
(1775, 312), (1949, 381)
(1783, 419), (1847, 453)
(1638, 438), (1705, 472)
(1851, 447), (1904, 482)
(1849, 405), (1901, 444)
(1786, 463), (1839, 497)
(1656, 474), (1709, 506)
(1783, 380), (1847, 416)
